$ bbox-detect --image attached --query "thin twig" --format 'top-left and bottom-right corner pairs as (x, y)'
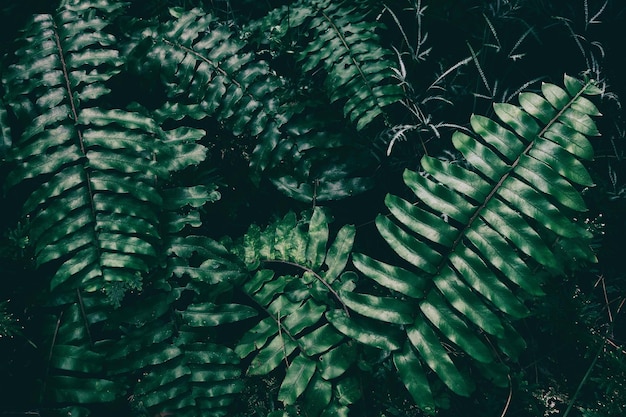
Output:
(382, 4), (412, 56)
(467, 42), (492, 96)
(499, 374), (513, 417)
(277, 310), (290, 367)
(562, 341), (605, 417)
(41, 310), (64, 402)
(428, 56), (472, 91)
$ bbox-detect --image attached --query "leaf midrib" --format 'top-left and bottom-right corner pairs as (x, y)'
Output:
(319, 9), (390, 121)
(441, 81), (593, 273)
(52, 17), (102, 273)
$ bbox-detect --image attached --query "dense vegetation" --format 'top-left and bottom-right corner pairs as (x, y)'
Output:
(0, 0), (625, 416)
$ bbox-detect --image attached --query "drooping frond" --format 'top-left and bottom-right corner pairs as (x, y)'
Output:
(251, 0), (405, 131)
(1, 0), (147, 404)
(334, 74), (601, 413)
(241, 0), (406, 202)
(106, 236), (248, 417)
(295, 0), (405, 131)
(128, 8), (290, 183)
(1, 0), (221, 408)
(229, 208), (362, 416)
(131, 3), (405, 202)
(3, 0), (164, 297)
(103, 127), (243, 416)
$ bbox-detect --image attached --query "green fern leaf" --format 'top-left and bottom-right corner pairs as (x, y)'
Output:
(4, 7), (166, 295)
(326, 309), (403, 351)
(46, 375), (118, 403)
(105, 158), (240, 417)
(130, 9), (291, 183)
(323, 224), (355, 284)
(348, 74), (601, 409)
(180, 303), (258, 327)
(393, 343), (436, 416)
(296, 0), (404, 130)
(352, 253), (428, 298)
(278, 354), (318, 405)
(230, 208), (363, 414)
(2, 3), (229, 413)
(40, 297), (119, 404)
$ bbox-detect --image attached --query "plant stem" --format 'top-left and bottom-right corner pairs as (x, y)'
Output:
(562, 341), (605, 417)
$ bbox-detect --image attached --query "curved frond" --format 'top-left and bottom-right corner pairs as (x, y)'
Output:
(105, 170), (242, 416)
(3, 1), (166, 298)
(134, 3), (404, 202)
(242, 0), (405, 201)
(229, 208), (361, 415)
(295, 0), (404, 131)
(1, 0), (222, 410)
(129, 8), (290, 182)
(344, 74), (601, 411)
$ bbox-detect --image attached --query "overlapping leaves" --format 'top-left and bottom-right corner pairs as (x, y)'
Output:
(128, 7), (290, 183)
(131, 2), (404, 202)
(0, 0), (606, 414)
(106, 236), (247, 417)
(1, 0), (150, 404)
(339, 75), (601, 413)
(244, 0), (404, 202)
(97, 123), (236, 416)
(230, 208), (361, 416)
(1, 0), (219, 410)
(3, 0), (164, 297)
(296, 0), (405, 131)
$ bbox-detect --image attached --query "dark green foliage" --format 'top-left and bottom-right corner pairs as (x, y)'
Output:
(229, 208), (359, 416)
(347, 74), (602, 413)
(124, 0), (405, 203)
(127, 7), (290, 183)
(0, 0), (625, 416)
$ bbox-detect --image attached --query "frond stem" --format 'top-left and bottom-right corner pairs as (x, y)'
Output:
(320, 9), (390, 125)
(261, 259), (350, 316)
(277, 310), (290, 367)
(562, 340), (605, 417)
(241, 290), (297, 344)
(445, 80), (593, 271)
(52, 19), (102, 278)
(53, 25), (83, 153)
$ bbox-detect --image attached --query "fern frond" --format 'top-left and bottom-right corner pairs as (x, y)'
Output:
(129, 8), (291, 182)
(339, 74), (601, 413)
(97, 113), (250, 416)
(1, 1), (226, 411)
(3, 1), (166, 297)
(106, 172), (245, 416)
(296, 0), (405, 131)
(42, 299), (118, 405)
(251, 0), (404, 130)
(135, 4), (404, 201)
(229, 208), (360, 415)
